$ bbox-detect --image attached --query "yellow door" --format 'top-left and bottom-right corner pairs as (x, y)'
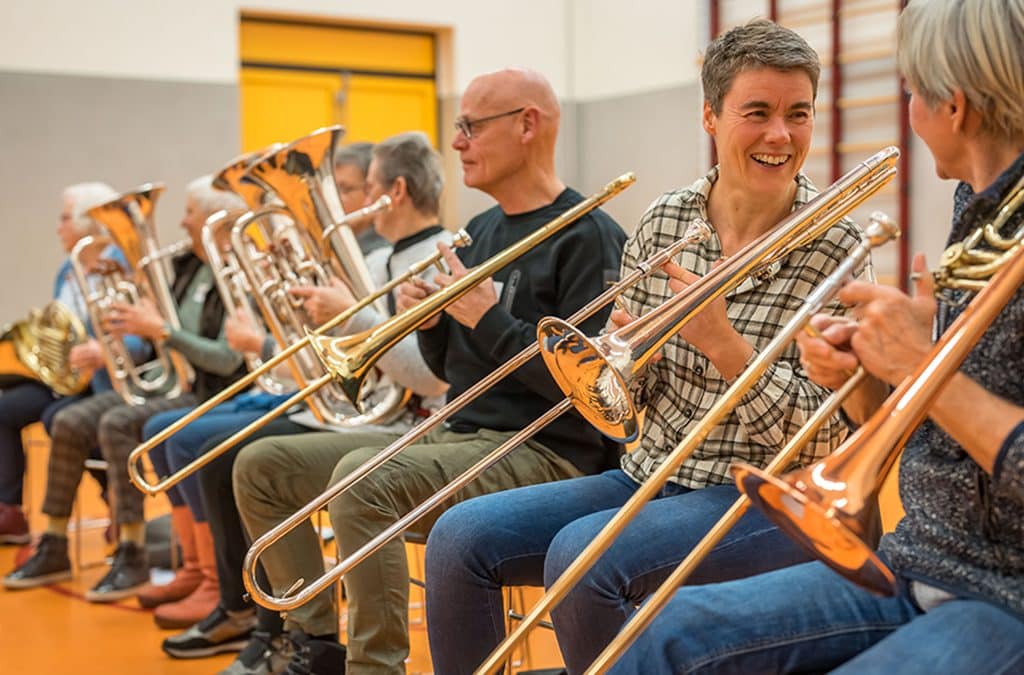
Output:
(239, 17), (438, 151)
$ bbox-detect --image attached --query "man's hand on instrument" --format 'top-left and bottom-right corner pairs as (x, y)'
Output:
(840, 253), (936, 387)
(69, 338), (104, 371)
(225, 312), (266, 354)
(103, 299), (164, 339)
(398, 276), (441, 330)
(289, 278), (356, 326)
(434, 242), (497, 330)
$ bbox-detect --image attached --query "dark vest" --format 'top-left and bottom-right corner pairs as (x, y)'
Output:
(170, 252), (246, 402)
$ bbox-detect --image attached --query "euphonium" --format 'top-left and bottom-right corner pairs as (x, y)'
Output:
(74, 183), (194, 405)
(200, 207), (291, 395)
(733, 173), (1024, 596)
(228, 129), (407, 426)
(0, 301), (92, 394)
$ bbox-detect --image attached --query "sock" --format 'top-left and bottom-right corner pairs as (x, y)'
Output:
(45, 517), (69, 537)
(120, 521), (145, 545)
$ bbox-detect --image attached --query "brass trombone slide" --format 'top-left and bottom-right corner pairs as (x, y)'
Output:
(587, 369), (867, 673)
(128, 173), (635, 496)
(126, 227), (470, 496)
(241, 220), (713, 611)
(477, 208), (900, 674)
(732, 175), (1024, 597)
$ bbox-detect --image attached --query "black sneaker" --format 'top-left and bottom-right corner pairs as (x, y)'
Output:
(162, 605), (257, 659)
(84, 540), (149, 602)
(283, 631), (346, 675)
(219, 631), (295, 675)
(2, 533), (72, 589)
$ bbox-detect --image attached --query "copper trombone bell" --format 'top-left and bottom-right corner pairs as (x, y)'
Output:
(733, 173), (1024, 598)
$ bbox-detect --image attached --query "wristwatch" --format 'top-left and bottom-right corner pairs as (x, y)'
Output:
(157, 323), (172, 342)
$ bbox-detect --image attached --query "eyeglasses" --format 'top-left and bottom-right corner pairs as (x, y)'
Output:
(453, 107), (526, 140)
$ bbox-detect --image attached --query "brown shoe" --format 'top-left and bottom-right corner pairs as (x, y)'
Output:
(0, 503), (30, 545)
(138, 506), (201, 609)
(154, 521), (220, 629)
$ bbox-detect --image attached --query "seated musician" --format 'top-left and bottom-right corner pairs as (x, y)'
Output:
(334, 141), (390, 254)
(0, 181), (143, 545)
(608, 2), (1024, 673)
(423, 20), (876, 674)
(230, 69), (627, 674)
(157, 132), (453, 669)
(3, 175), (249, 602)
(133, 140), (390, 631)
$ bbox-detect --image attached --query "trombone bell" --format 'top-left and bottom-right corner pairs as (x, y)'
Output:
(731, 462), (897, 596)
(538, 319), (639, 443)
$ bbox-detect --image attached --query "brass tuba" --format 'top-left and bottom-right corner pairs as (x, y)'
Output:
(73, 183), (194, 405)
(0, 301), (92, 395)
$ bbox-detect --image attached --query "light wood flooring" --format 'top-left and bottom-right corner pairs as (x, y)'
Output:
(0, 426), (564, 674)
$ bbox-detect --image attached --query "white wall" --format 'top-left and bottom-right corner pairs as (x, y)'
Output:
(569, 0), (703, 101)
(0, 0), (574, 96)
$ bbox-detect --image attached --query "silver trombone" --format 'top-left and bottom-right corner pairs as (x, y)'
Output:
(241, 219), (712, 611)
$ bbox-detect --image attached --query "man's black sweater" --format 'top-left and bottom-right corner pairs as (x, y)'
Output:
(417, 188), (626, 475)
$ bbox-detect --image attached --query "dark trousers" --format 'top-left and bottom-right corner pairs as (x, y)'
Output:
(198, 418), (305, 632)
(0, 382), (56, 504)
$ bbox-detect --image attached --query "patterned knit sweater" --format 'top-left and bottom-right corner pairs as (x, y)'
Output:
(879, 151), (1024, 619)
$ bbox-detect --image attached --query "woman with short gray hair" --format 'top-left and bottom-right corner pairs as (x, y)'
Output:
(0, 181), (138, 546)
(611, 1), (1024, 672)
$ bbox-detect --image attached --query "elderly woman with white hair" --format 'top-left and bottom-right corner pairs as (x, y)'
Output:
(3, 175), (250, 603)
(610, 1), (1024, 673)
(0, 181), (144, 545)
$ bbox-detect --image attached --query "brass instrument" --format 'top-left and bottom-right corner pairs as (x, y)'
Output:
(733, 174), (1024, 597)
(587, 216), (903, 674)
(241, 215), (708, 613)
(128, 172), (632, 498)
(228, 130), (405, 427)
(477, 152), (900, 674)
(72, 183), (194, 405)
(0, 301), (92, 394)
(200, 207), (290, 395)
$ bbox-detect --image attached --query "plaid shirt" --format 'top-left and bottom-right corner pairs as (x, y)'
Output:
(619, 168), (870, 488)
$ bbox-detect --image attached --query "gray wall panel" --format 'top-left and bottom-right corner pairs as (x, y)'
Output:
(577, 84), (704, 234)
(0, 70), (238, 323)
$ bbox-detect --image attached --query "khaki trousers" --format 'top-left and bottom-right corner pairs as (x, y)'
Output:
(233, 425), (581, 675)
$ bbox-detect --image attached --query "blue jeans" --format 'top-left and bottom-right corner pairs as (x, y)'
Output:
(425, 469), (813, 674)
(610, 560), (1024, 674)
(142, 395), (278, 521)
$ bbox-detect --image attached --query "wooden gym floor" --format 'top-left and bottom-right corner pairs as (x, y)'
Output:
(0, 426), (564, 674)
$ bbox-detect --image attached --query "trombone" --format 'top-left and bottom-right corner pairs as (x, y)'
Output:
(127, 173), (636, 497)
(476, 152), (900, 674)
(539, 147), (899, 444)
(240, 219), (713, 611)
(732, 173), (1024, 597)
(584, 220), (902, 673)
